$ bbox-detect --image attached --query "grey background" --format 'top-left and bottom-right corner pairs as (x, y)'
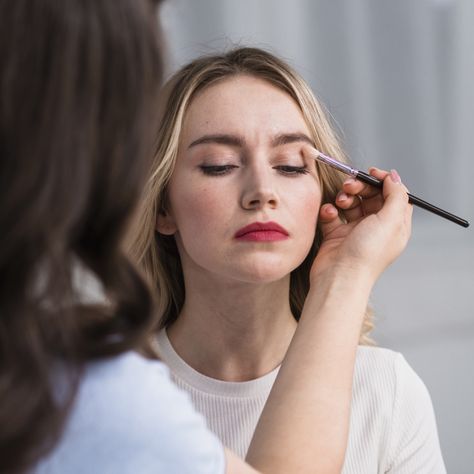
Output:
(160, 0), (474, 471)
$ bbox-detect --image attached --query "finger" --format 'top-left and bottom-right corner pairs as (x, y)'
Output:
(369, 167), (410, 194)
(318, 203), (342, 237)
(368, 166), (390, 181)
(338, 184), (385, 220)
(342, 177), (379, 199)
(377, 169), (413, 232)
(340, 168), (406, 219)
(340, 168), (389, 219)
(342, 167), (389, 199)
(335, 191), (365, 222)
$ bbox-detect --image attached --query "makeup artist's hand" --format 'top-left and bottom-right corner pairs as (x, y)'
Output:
(311, 166), (413, 284)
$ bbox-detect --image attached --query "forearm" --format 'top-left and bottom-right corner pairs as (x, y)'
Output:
(246, 266), (374, 474)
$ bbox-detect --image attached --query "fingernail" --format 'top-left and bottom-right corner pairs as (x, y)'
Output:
(337, 192), (348, 201)
(390, 169), (401, 184)
(343, 178), (356, 186)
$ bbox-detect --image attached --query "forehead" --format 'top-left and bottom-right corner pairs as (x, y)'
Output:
(181, 75), (310, 143)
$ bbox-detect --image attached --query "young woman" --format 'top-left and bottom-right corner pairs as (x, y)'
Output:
(0, 1), (407, 473)
(129, 47), (446, 473)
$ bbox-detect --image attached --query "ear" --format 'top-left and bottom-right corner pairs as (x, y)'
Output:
(156, 209), (178, 235)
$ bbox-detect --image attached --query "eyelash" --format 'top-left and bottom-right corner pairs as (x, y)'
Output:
(275, 165), (309, 176)
(199, 165), (238, 176)
(199, 165), (309, 176)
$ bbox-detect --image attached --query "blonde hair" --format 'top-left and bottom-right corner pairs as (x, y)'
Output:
(127, 47), (374, 345)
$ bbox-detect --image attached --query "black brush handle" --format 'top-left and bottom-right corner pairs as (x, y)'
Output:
(355, 171), (469, 228)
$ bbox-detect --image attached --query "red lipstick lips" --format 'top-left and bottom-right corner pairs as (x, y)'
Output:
(234, 221), (289, 242)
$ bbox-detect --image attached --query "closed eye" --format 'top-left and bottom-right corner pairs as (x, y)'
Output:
(274, 165), (309, 176)
(199, 165), (239, 176)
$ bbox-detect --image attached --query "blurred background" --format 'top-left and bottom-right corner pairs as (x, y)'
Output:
(160, 0), (474, 471)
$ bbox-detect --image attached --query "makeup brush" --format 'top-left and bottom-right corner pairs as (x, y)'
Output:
(310, 149), (469, 228)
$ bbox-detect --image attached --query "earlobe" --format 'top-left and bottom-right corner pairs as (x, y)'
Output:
(156, 211), (177, 235)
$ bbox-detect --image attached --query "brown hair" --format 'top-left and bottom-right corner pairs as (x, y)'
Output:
(128, 47), (374, 344)
(0, 0), (163, 472)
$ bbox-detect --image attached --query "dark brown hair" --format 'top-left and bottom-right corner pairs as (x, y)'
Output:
(0, 0), (163, 472)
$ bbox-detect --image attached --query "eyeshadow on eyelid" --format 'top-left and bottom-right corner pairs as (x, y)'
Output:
(201, 156), (238, 164)
(273, 155), (304, 165)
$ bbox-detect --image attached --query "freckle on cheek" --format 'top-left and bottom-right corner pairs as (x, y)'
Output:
(181, 191), (218, 220)
(300, 194), (321, 224)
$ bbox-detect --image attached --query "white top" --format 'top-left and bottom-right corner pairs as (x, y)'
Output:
(32, 352), (225, 474)
(157, 329), (447, 474)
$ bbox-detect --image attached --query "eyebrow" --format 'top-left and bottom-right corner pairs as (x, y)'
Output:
(188, 134), (244, 149)
(188, 132), (314, 149)
(271, 132), (315, 148)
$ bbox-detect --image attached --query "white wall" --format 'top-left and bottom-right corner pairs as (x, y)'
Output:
(161, 1), (474, 470)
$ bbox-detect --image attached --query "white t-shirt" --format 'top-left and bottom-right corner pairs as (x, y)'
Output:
(157, 329), (447, 474)
(32, 352), (225, 474)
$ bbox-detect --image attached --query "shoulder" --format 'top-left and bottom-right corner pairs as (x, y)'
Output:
(34, 352), (225, 474)
(80, 351), (175, 407)
(352, 346), (446, 472)
(353, 345), (430, 401)
(354, 344), (401, 373)
(352, 345), (433, 421)
(351, 346), (405, 432)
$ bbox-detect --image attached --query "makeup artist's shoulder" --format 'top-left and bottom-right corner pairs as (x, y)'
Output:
(78, 351), (205, 429)
(82, 350), (172, 393)
(35, 352), (226, 473)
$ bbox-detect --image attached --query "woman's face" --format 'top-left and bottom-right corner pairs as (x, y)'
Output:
(158, 75), (322, 284)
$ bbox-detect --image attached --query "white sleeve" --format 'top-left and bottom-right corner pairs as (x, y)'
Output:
(385, 354), (446, 474)
(33, 353), (226, 474)
(142, 358), (227, 474)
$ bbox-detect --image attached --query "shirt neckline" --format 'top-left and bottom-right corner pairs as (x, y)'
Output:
(156, 328), (280, 398)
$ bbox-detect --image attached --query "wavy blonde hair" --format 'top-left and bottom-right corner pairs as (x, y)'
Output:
(127, 47), (374, 345)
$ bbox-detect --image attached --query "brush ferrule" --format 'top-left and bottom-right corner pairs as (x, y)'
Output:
(316, 152), (357, 177)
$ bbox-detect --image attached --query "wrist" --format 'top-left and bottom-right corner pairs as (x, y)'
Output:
(301, 264), (374, 335)
(309, 260), (377, 291)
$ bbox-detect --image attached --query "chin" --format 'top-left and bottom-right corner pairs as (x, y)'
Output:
(230, 259), (301, 284)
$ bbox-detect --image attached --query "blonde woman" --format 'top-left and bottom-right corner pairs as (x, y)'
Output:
(129, 47), (445, 473)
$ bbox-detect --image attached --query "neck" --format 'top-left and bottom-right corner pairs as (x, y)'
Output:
(167, 275), (297, 382)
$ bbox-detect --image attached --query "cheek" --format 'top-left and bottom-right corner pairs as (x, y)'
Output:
(302, 191), (321, 221)
(171, 182), (229, 235)
(287, 181), (321, 230)
(294, 188), (321, 265)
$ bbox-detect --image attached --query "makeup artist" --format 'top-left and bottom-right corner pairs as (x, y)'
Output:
(0, 1), (417, 473)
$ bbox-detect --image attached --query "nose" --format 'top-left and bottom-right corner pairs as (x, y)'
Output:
(240, 165), (279, 211)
